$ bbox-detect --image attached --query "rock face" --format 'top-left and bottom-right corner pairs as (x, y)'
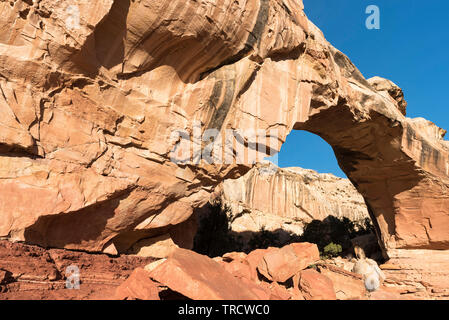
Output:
(1, 0), (449, 285)
(0, 240), (154, 300)
(216, 163), (370, 238)
(298, 269), (336, 300)
(256, 242), (319, 282)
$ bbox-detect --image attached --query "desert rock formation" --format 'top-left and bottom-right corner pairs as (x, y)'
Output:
(1, 0), (449, 296)
(216, 163), (370, 237)
(2, 240), (429, 300)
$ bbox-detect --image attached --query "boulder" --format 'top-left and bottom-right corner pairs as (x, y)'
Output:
(318, 265), (366, 300)
(260, 281), (292, 300)
(148, 248), (264, 300)
(298, 269), (337, 300)
(130, 234), (179, 259)
(222, 260), (253, 281)
(257, 243), (319, 283)
(289, 243), (320, 268)
(245, 247), (278, 281)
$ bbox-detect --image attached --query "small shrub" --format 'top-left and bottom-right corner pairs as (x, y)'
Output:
(300, 215), (376, 257)
(323, 242), (342, 258)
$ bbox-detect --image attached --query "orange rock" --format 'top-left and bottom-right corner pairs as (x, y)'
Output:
(222, 260), (252, 281)
(245, 248), (278, 281)
(148, 248), (263, 300)
(115, 268), (160, 300)
(222, 252), (247, 263)
(239, 277), (272, 300)
(298, 269), (337, 300)
(318, 265), (366, 300)
(265, 282), (292, 301)
(257, 243), (320, 283)
(289, 243), (320, 268)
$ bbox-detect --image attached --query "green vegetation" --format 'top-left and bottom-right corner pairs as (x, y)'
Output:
(193, 201), (301, 257)
(322, 242), (342, 259)
(300, 216), (375, 258)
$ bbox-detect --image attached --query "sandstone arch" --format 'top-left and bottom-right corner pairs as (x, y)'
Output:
(0, 0), (448, 272)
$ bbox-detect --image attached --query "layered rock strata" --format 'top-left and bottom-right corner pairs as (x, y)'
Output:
(216, 163), (370, 238)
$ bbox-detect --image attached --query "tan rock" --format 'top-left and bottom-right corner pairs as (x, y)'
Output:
(289, 243), (321, 267)
(257, 242), (319, 283)
(144, 259), (167, 273)
(379, 263), (401, 270)
(130, 234), (179, 259)
(318, 265), (366, 300)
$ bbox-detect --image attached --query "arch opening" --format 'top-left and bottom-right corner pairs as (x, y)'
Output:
(193, 129), (383, 262)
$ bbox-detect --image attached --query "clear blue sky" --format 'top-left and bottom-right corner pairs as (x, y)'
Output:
(274, 0), (449, 178)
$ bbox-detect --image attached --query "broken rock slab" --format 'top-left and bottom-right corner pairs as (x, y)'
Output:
(257, 242), (320, 283)
(148, 248), (266, 300)
(298, 269), (337, 300)
(115, 268), (160, 300)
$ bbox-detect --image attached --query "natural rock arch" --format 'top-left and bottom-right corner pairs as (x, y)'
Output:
(0, 0), (447, 265)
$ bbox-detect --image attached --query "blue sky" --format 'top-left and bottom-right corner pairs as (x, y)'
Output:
(274, 0), (449, 177)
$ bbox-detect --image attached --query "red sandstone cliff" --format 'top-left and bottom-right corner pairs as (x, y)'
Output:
(0, 0), (448, 299)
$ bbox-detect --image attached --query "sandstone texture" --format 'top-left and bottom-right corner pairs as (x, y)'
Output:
(114, 267), (160, 300)
(256, 242), (319, 282)
(0, 240), (155, 299)
(298, 269), (336, 300)
(0, 0), (449, 299)
(0, 240), (432, 300)
(216, 163), (370, 238)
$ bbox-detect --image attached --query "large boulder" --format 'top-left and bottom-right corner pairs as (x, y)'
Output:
(114, 268), (160, 300)
(147, 248), (267, 300)
(257, 242), (320, 283)
(298, 269), (337, 300)
(318, 265), (366, 300)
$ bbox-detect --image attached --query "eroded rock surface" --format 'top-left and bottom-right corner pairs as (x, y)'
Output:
(0, 0), (449, 291)
(216, 163), (370, 238)
(0, 240), (154, 300)
(0, 240), (435, 300)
